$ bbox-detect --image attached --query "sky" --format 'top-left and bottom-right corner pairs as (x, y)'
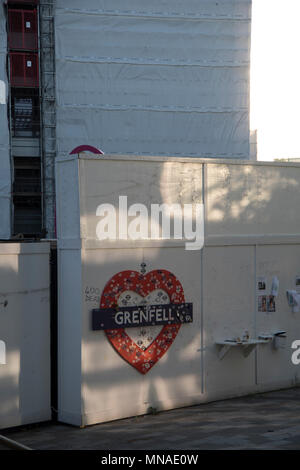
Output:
(250, 0), (300, 160)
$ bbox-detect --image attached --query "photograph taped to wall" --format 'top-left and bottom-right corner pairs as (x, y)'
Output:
(257, 277), (266, 292)
(267, 295), (276, 313)
(258, 295), (267, 312)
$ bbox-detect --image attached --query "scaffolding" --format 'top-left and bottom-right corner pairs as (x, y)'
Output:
(39, 0), (56, 238)
(7, 0), (41, 237)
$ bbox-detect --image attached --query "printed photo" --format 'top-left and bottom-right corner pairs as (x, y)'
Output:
(258, 295), (267, 312)
(258, 280), (266, 291)
(267, 295), (276, 313)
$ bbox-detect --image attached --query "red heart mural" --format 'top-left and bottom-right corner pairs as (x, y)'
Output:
(100, 269), (185, 374)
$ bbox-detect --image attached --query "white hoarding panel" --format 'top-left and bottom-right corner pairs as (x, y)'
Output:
(203, 245), (256, 400)
(205, 163), (300, 239)
(256, 245), (300, 387)
(81, 247), (202, 425)
(78, 158), (203, 241)
(0, 243), (51, 429)
(56, 155), (300, 426)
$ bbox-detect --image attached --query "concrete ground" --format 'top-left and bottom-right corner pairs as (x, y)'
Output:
(2, 387), (300, 450)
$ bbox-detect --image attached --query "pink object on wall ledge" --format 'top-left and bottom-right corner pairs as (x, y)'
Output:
(69, 145), (104, 155)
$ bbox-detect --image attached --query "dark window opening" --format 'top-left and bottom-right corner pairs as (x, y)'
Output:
(13, 156), (41, 194)
(11, 88), (40, 137)
(13, 157), (42, 237)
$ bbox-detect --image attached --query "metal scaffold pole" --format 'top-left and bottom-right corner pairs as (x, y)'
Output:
(39, 0), (56, 238)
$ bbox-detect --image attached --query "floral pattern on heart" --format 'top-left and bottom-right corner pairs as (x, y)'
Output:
(100, 269), (185, 374)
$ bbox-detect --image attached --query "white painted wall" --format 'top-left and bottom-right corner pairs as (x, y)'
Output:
(0, 242), (51, 429)
(56, 154), (300, 426)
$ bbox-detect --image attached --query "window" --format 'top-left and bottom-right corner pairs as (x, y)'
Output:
(11, 88), (40, 137)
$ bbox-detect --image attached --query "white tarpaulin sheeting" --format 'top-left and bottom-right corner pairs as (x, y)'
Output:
(0, 0), (11, 238)
(55, 0), (251, 158)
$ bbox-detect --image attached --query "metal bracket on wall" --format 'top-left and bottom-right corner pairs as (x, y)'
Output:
(259, 331), (287, 350)
(215, 338), (271, 360)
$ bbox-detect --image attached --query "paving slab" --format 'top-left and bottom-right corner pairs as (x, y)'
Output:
(2, 388), (300, 450)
